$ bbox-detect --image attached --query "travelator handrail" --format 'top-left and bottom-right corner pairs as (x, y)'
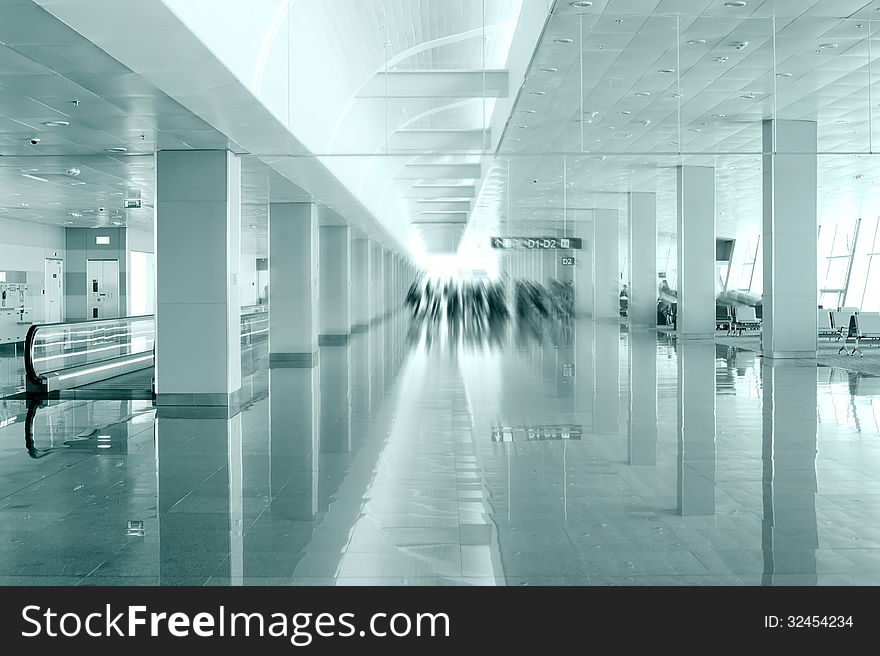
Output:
(25, 315), (155, 391)
(25, 308), (270, 393)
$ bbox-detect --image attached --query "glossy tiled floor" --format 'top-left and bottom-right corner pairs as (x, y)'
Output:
(2, 310), (880, 585)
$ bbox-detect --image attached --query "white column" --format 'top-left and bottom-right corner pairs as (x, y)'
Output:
(763, 120), (818, 359)
(383, 249), (394, 317)
(677, 339), (716, 515)
(269, 202), (318, 368)
(677, 166), (716, 338)
(594, 210), (618, 319)
(319, 225), (350, 344)
(155, 149), (241, 409)
(350, 236), (371, 331)
(574, 221), (593, 316)
(628, 192), (657, 327)
(370, 241), (384, 322)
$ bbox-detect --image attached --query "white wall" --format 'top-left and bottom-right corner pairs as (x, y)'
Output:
(0, 217), (65, 323)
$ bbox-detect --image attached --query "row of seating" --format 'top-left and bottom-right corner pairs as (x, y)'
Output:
(817, 307), (860, 341)
(716, 305), (761, 336)
(830, 309), (880, 357)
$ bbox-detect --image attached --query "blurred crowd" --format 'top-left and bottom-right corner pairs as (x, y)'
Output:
(404, 276), (574, 348)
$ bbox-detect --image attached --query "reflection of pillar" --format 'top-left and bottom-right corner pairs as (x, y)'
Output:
(269, 368), (319, 520)
(594, 320), (619, 435)
(762, 361), (818, 584)
(155, 150), (241, 409)
(762, 120), (818, 359)
(349, 331), (370, 446)
(594, 210), (619, 319)
(319, 225), (350, 344)
(369, 318), (384, 417)
(350, 236), (371, 332)
(319, 345), (351, 454)
(676, 340), (716, 515)
(227, 413), (243, 584)
(157, 414), (239, 583)
(677, 166), (715, 338)
(574, 320), (594, 431)
(269, 202), (318, 368)
(628, 330), (657, 465)
(628, 192), (656, 327)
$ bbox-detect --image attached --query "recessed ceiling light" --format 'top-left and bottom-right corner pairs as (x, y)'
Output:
(554, 38), (574, 44)
(622, 133), (633, 137)
(69, 181), (86, 185)
(836, 120), (847, 124)
(672, 93), (683, 99)
(604, 126), (616, 130)
(634, 91), (651, 97)
(711, 113), (726, 118)
(530, 90), (547, 95)
(516, 125), (528, 128)
(776, 72), (792, 77)
(570, 1), (592, 6)
(68, 212), (82, 218)
(659, 68), (676, 74)
(819, 43), (838, 49)
(724, 1), (747, 7)
(619, 110), (632, 115)
(106, 147), (127, 153)
(43, 120), (70, 127)
(539, 67), (558, 73)
(731, 41), (749, 50)
(689, 128), (702, 133)
(715, 56), (729, 62)
(687, 39), (707, 45)
(21, 174), (48, 182)
(112, 221), (124, 226)
(640, 120), (651, 126)
(18, 202), (29, 208)
(740, 92), (756, 99)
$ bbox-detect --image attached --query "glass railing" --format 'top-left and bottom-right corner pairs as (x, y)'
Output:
(25, 316), (155, 385)
(240, 304), (268, 344)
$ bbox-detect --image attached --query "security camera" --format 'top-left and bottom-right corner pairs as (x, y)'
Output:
(98, 207), (105, 213)
(66, 167), (80, 176)
(29, 137), (40, 145)
(532, 178), (538, 184)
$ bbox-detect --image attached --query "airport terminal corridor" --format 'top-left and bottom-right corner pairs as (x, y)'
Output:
(2, 305), (879, 586)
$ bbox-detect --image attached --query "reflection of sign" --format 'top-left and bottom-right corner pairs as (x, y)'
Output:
(491, 237), (582, 250)
(491, 424), (582, 442)
(561, 256), (575, 266)
(562, 364), (575, 377)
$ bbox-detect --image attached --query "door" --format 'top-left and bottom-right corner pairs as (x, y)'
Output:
(45, 258), (63, 323)
(87, 259), (119, 320)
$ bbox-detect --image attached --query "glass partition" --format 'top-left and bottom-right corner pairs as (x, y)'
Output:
(25, 316), (155, 383)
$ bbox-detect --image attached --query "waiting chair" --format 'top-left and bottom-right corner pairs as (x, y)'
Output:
(731, 306), (761, 336)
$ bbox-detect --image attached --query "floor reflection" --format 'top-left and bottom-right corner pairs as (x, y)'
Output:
(3, 314), (880, 585)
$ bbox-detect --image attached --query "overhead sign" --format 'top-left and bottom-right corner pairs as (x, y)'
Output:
(491, 237), (582, 250)
(124, 199), (142, 209)
(560, 256), (575, 266)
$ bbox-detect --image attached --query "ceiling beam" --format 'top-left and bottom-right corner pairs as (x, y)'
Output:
(387, 129), (489, 151)
(404, 185), (475, 199)
(358, 70), (508, 98)
(411, 212), (469, 224)
(396, 163), (482, 179)
(408, 200), (472, 212)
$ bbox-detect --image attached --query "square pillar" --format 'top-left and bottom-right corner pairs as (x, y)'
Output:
(269, 202), (318, 368)
(350, 236), (371, 331)
(677, 166), (716, 338)
(319, 225), (351, 344)
(370, 241), (384, 322)
(594, 210), (618, 319)
(763, 120), (818, 359)
(628, 192), (657, 327)
(628, 330), (657, 465)
(383, 249), (394, 317)
(574, 222), (593, 316)
(155, 149), (241, 410)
